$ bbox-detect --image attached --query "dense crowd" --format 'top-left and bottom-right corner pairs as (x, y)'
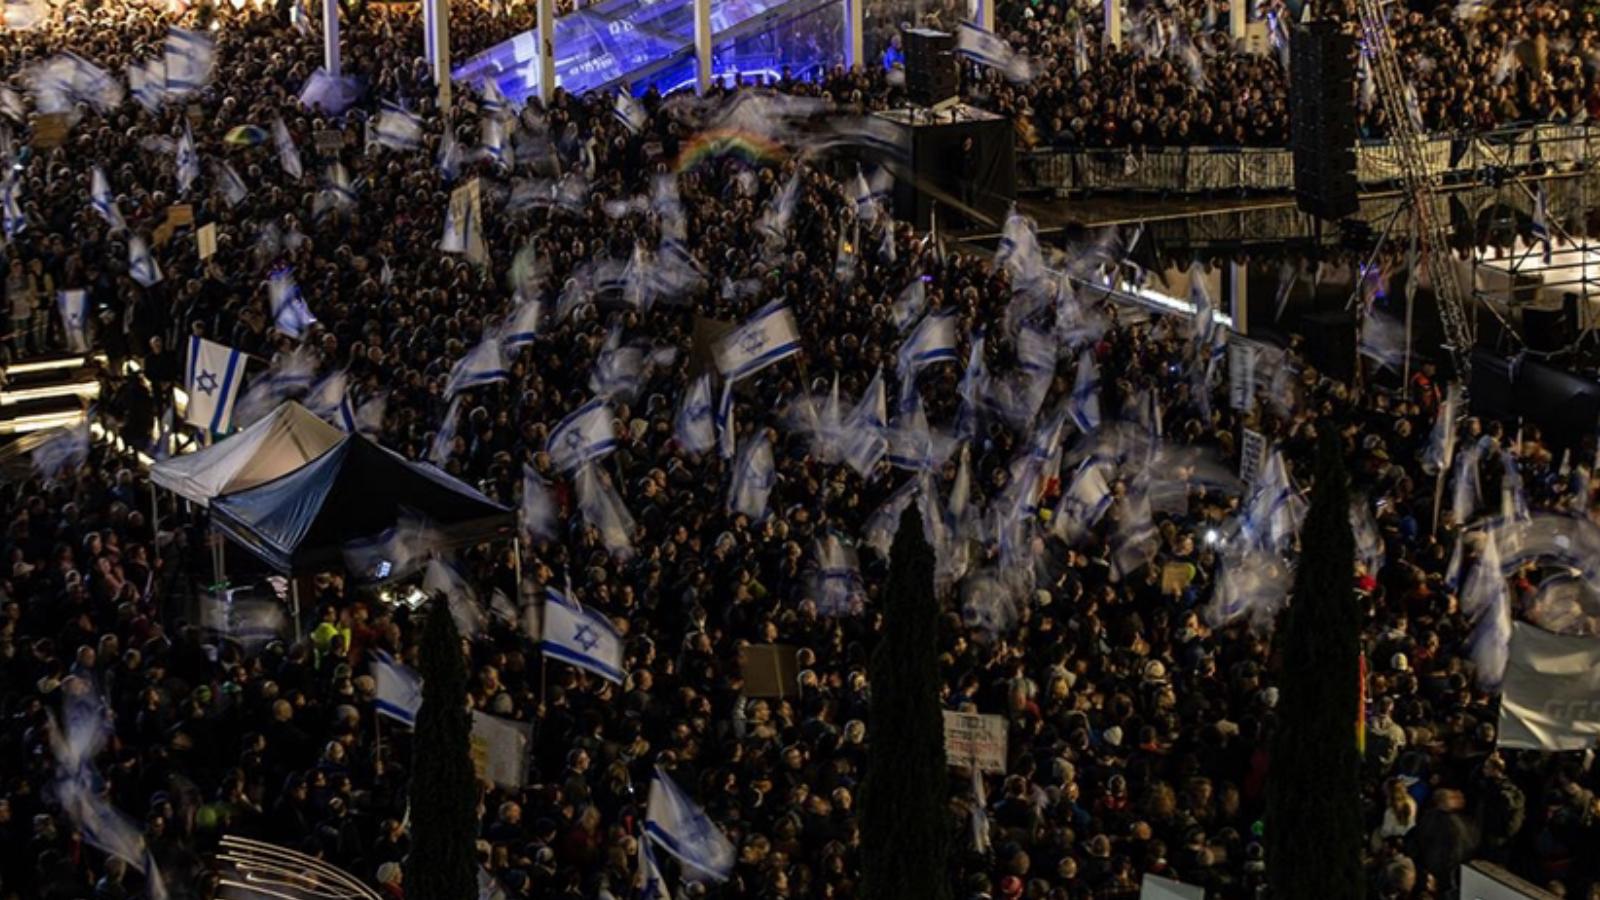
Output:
(1, 4), (1599, 900)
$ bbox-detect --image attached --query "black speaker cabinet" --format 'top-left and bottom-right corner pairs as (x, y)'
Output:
(903, 27), (958, 109)
(1291, 21), (1359, 221)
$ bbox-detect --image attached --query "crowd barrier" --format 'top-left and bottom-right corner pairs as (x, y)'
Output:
(1018, 122), (1599, 196)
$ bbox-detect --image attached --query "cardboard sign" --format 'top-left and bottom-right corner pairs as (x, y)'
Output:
(1240, 428), (1266, 486)
(196, 222), (217, 260)
(151, 204), (194, 247)
(942, 711), (1007, 773)
(314, 129), (344, 154)
(470, 711), (532, 788)
(741, 644), (799, 698)
(31, 113), (69, 149)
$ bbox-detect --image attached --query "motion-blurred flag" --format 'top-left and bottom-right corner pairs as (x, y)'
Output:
(614, 90), (648, 134)
(184, 337), (244, 433)
(163, 27), (215, 97)
(269, 266), (316, 338)
(1067, 351), (1101, 433)
(716, 380), (736, 460)
(272, 116), (303, 180)
(675, 374), (716, 455)
(520, 464), (557, 542)
(1, 178), (23, 239)
(4, 0), (48, 30)
(639, 829), (670, 900)
(957, 21), (1034, 82)
(58, 289), (89, 352)
(575, 464), (635, 558)
(176, 123), (199, 195)
(373, 103), (424, 151)
(645, 767), (735, 881)
(729, 432), (776, 520)
(129, 235), (162, 287)
(714, 301), (801, 381)
(897, 310), (959, 379)
(546, 398), (616, 472)
(445, 335), (510, 397)
(501, 299), (542, 348)
(214, 161), (248, 208)
(542, 587), (625, 684)
(372, 650), (423, 726)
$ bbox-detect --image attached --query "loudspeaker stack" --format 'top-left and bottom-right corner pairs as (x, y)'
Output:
(1290, 21), (1359, 220)
(903, 27), (959, 109)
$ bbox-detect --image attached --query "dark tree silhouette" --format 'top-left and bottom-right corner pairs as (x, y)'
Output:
(405, 596), (479, 900)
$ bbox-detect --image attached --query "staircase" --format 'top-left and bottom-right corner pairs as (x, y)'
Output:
(0, 351), (102, 476)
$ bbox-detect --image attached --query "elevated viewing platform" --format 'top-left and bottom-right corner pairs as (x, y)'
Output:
(451, 0), (846, 100)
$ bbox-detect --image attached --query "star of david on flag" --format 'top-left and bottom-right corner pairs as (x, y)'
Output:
(713, 301), (801, 382)
(540, 588), (625, 684)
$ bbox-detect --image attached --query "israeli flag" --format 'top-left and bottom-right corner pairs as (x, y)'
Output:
(842, 368), (889, 477)
(163, 27), (216, 97)
(1, 178), (23, 239)
(502, 299), (542, 348)
(729, 432), (776, 520)
(372, 650), (423, 726)
(373, 104), (424, 151)
(127, 58), (164, 113)
(305, 371), (358, 432)
(480, 115), (508, 167)
(645, 767), (736, 881)
(897, 310), (959, 378)
(58, 289), (89, 352)
(576, 464), (636, 558)
(542, 588), (625, 684)
(996, 208), (1044, 288)
(639, 828), (670, 900)
(273, 116), (303, 181)
(714, 301), (802, 381)
(437, 132), (463, 182)
(1422, 383), (1460, 475)
(269, 267), (317, 338)
(176, 123), (199, 195)
(614, 90), (648, 134)
(546, 398), (617, 472)
(891, 279), (927, 333)
(128, 235), (162, 287)
(445, 335), (510, 397)
(1067, 351), (1101, 433)
(716, 380), (736, 460)
(90, 166), (124, 230)
(5, 0), (47, 30)
(214, 161), (248, 208)
(520, 464), (558, 542)
(184, 337), (244, 433)
(675, 374), (716, 455)
(429, 397), (461, 467)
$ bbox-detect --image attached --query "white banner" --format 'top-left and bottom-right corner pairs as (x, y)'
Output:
(1497, 622), (1600, 751)
(1228, 340), (1257, 412)
(1240, 428), (1266, 486)
(471, 711), (533, 788)
(1141, 874), (1206, 900)
(942, 711), (1007, 773)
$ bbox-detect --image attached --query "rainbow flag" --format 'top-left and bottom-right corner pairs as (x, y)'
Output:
(223, 125), (268, 146)
(673, 128), (785, 173)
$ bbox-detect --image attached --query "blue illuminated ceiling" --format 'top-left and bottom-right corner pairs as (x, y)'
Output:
(452, 0), (839, 100)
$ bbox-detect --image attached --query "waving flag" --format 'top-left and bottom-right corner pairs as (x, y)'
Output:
(127, 58), (164, 113)
(542, 587), (625, 683)
(716, 381), (736, 460)
(576, 465), (635, 557)
(957, 21), (1034, 81)
(729, 432), (776, 520)
(163, 27), (215, 97)
(129, 235), (162, 287)
(546, 398), (616, 472)
(1422, 382), (1460, 475)
(58, 289), (89, 352)
(445, 335), (510, 397)
(429, 397), (461, 467)
(213, 161), (248, 208)
(843, 369), (889, 477)
(184, 337), (244, 433)
(675, 374), (716, 455)
(520, 464), (558, 542)
(645, 767), (735, 881)
(269, 267), (317, 338)
(714, 301), (801, 381)
(1, 178), (22, 239)
(614, 90), (648, 134)
(897, 310), (959, 379)
(1066, 351), (1101, 433)
(90, 166), (124, 230)
(639, 829), (671, 900)
(176, 123), (199, 195)
(372, 650), (423, 726)
(273, 116), (303, 180)
(502, 299), (542, 348)
(373, 105), (424, 152)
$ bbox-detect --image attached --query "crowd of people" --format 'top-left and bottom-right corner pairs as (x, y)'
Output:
(0, 3), (1598, 900)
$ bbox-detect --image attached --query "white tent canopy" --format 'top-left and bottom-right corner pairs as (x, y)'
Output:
(151, 402), (343, 506)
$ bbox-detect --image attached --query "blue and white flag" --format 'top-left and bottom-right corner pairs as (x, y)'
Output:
(213, 160), (248, 208)
(886, 392), (953, 472)
(842, 369), (889, 477)
(897, 310), (959, 379)
(1067, 351), (1101, 433)
(639, 827), (670, 900)
(1533, 184), (1552, 265)
(542, 588), (626, 683)
(546, 398), (617, 472)
(373, 104), (424, 151)
(163, 27), (216, 97)
(127, 58), (164, 113)
(1463, 530), (1512, 687)
(520, 464), (558, 543)
(996, 208), (1045, 291)
(714, 301), (802, 381)
(372, 650), (423, 726)
(716, 381), (736, 460)
(272, 116), (303, 181)
(479, 115), (508, 167)
(675, 374), (717, 455)
(4, 0), (48, 30)
(576, 464), (636, 558)
(957, 21), (1035, 81)
(269, 267), (317, 338)
(429, 397), (461, 467)
(813, 534), (865, 617)
(437, 132), (463, 182)
(1422, 382), (1460, 475)
(502, 299), (542, 348)
(1358, 304), (1407, 372)
(184, 337), (245, 433)
(891, 279), (927, 333)
(614, 90), (648, 134)
(175, 123), (199, 195)
(129, 235), (162, 287)
(298, 68), (364, 115)
(589, 326), (648, 400)
(1, 178), (23, 240)
(305, 370), (358, 432)
(729, 432), (776, 520)
(90, 166), (124, 230)
(645, 767), (735, 881)
(58, 289), (89, 352)
(445, 335), (510, 397)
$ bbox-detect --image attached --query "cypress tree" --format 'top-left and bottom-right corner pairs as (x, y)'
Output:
(1267, 431), (1364, 900)
(405, 596), (479, 900)
(861, 507), (952, 900)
